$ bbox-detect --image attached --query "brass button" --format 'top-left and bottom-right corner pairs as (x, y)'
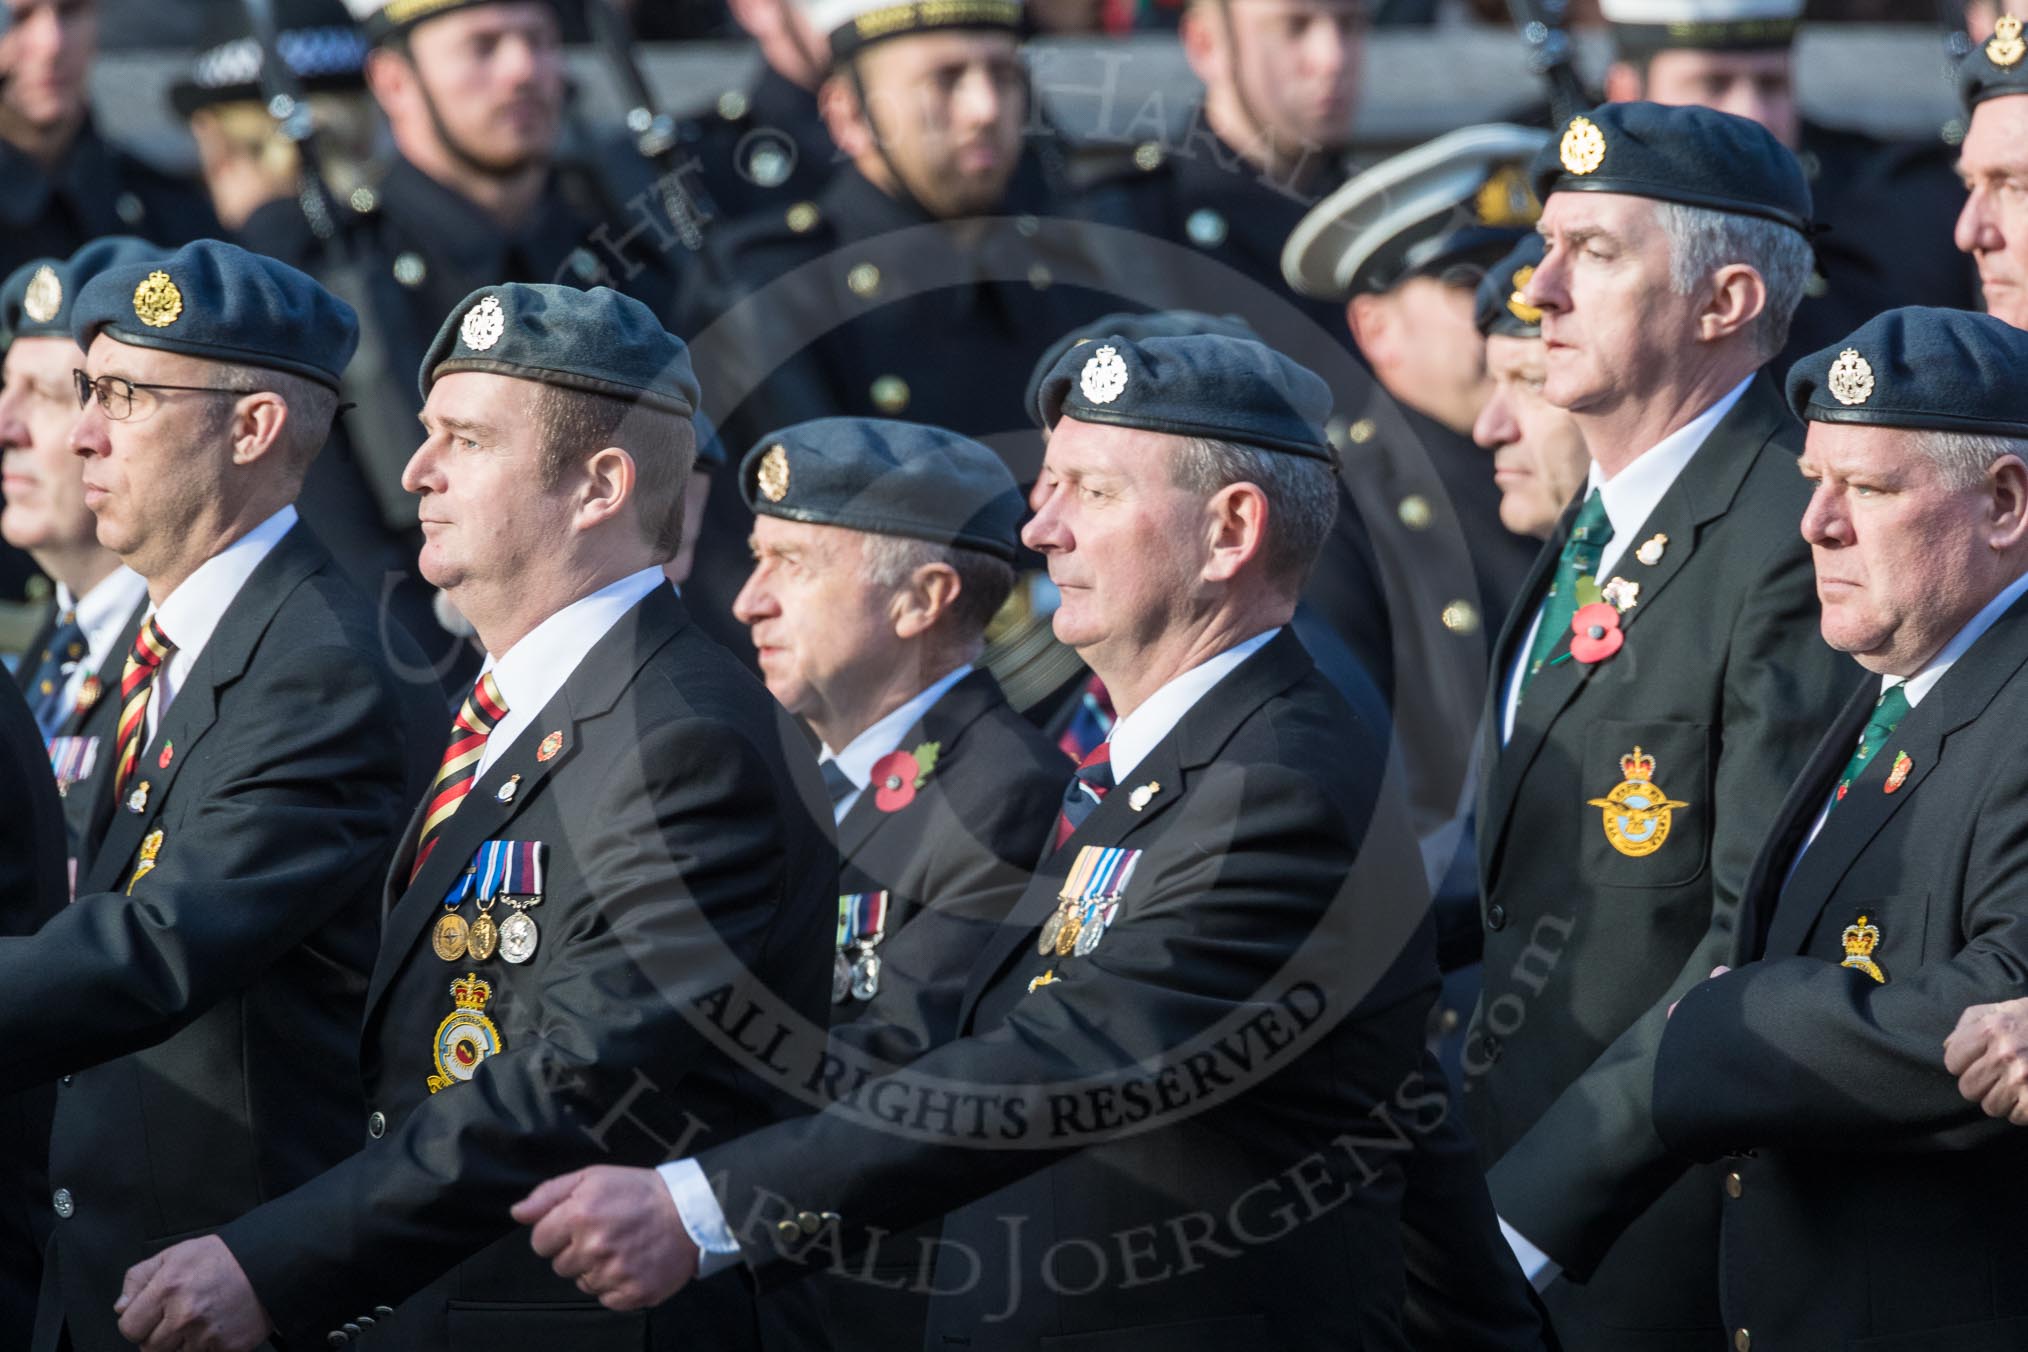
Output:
(821, 1210), (841, 1223)
(373, 1306), (394, 1318)
(797, 1210), (822, 1235)
(717, 89), (749, 121)
(846, 263), (881, 298)
(1441, 600), (1480, 635)
(1185, 208), (1227, 249)
(1348, 418), (1376, 444)
(327, 1334), (349, 1349)
(1724, 1171), (1743, 1199)
(1439, 1007), (1460, 1033)
(1398, 494), (1433, 530)
(786, 202), (820, 234)
(1027, 263), (1053, 290)
(367, 1110), (386, 1139)
(1133, 141), (1164, 171)
(774, 1218), (801, 1241)
(392, 252), (426, 288)
(1733, 1330), (1750, 1352)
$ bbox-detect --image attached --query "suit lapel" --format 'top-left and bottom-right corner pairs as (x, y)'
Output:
(956, 631), (1313, 1031)
(363, 586), (689, 1021)
(1767, 597), (2028, 957)
(834, 671), (1005, 862)
(1479, 374), (1792, 883)
(83, 527), (326, 894)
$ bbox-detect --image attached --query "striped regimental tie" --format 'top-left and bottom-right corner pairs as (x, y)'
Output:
(411, 672), (508, 881)
(112, 616), (175, 798)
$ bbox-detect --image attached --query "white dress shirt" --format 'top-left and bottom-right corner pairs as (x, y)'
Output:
(658, 625), (1283, 1273)
(53, 566), (147, 716)
(143, 506), (298, 739)
(818, 664), (973, 824)
(1500, 377), (1753, 744)
(472, 566), (667, 777)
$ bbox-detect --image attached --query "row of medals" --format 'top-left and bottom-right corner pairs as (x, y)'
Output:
(434, 894), (543, 964)
(1038, 893), (1104, 959)
(835, 943), (880, 1003)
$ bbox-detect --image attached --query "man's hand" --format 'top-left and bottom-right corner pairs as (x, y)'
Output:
(1945, 997), (2028, 1124)
(114, 1234), (273, 1352)
(513, 1165), (700, 1311)
(1668, 965), (1732, 1019)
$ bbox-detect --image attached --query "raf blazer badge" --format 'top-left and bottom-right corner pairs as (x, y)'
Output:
(1587, 746), (1690, 858)
(1841, 914), (1886, 983)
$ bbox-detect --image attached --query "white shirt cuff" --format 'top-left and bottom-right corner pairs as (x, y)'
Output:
(657, 1158), (743, 1277)
(1498, 1215), (1562, 1291)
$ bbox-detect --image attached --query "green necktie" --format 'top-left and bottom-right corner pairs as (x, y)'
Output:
(1831, 682), (1911, 808)
(1521, 489), (1613, 696)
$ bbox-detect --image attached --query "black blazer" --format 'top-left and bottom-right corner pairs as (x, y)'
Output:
(1654, 592), (2028, 1352)
(219, 585), (838, 1352)
(12, 523), (442, 1352)
(35, 595), (149, 868)
(0, 678), (68, 1347)
(700, 630), (1445, 1352)
(1466, 376), (1861, 1331)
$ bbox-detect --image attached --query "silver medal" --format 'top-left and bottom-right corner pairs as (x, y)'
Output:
(499, 909), (539, 964)
(850, 951), (881, 1002)
(832, 951), (852, 1004)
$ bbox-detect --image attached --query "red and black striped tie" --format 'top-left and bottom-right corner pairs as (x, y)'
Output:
(1053, 741), (1113, 851)
(113, 616), (175, 798)
(411, 672), (508, 881)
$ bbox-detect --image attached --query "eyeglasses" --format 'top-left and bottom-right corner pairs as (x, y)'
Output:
(72, 370), (253, 422)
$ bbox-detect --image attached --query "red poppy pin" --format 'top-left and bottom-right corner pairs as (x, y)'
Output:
(1568, 602), (1624, 664)
(870, 740), (941, 813)
(158, 740), (174, 769)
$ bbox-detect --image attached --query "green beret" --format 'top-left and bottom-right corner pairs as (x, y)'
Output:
(420, 284), (699, 417)
(1034, 333), (1335, 463)
(740, 418), (1022, 561)
(1531, 101), (1812, 235)
(1786, 306), (2028, 438)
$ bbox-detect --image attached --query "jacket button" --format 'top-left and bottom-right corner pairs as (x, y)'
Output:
(327, 1333), (350, 1348)
(1486, 904), (1507, 931)
(373, 1306), (394, 1318)
(367, 1111), (386, 1139)
(820, 1211), (841, 1224)
(1479, 1034), (1501, 1060)
(774, 1219), (801, 1242)
(796, 1210), (822, 1235)
(1734, 1330), (1751, 1352)
(343, 1324), (361, 1337)
(1724, 1171), (1743, 1199)
(51, 1188), (73, 1219)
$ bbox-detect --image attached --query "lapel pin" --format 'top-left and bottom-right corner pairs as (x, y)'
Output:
(496, 774), (520, 803)
(1884, 751), (1913, 794)
(537, 731), (563, 762)
(1635, 533), (1668, 566)
(1128, 782), (1160, 812)
(76, 675), (102, 713)
(126, 780), (150, 813)
(158, 740), (174, 770)
(1027, 969), (1059, 994)
(1601, 577), (1640, 613)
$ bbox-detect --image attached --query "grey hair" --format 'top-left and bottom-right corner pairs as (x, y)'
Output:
(1170, 437), (1339, 588)
(858, 533), (1017, 647)
(1913, 430), (2028, 491)
(1652, 201), (1814, 360)
(206, 362), (338, 477)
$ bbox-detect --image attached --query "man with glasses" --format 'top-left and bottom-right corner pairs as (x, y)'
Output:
(0, 238), (441, 1352)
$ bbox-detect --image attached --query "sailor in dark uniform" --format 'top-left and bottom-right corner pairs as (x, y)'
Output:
(677, 0), (839, 231)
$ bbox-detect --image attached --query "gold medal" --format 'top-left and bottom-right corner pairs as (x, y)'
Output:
(1055, 908), (1083, 956)
(467, 911), (499, 962)
(433, 911), (470, 961)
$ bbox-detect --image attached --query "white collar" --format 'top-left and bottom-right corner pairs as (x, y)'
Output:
(475, 568), (668, 774)
(1586, 375), (1752, 578)
(150, 506), (298, 662)
(1891, 568), (2028, 709)
(1107, 628), (1279, 780)
(63, 566), (147, 665)
(822, 664), (974, 791)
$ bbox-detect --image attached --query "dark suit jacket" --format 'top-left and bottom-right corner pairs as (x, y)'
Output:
(29, 595), (149, 868)
(699, 630), (1444, 1352)
(10, 523), (442, 1352)
(220, 585), (838, 1352)
(0, 678), (68, 1348)
(1654, 593), (2028, 1352)
(1466, 376), (1860, 1342)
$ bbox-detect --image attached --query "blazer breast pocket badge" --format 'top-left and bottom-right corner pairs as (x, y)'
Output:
(46, 735), (98, 798)
(1038, 846), (1141, 960)
(1840, 913), (1886, 983)
(427, 972), (503, 1093)
(1587, 746), (1690, 858)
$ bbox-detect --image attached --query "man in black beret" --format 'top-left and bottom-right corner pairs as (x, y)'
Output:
(727, 417), (1065, 1352)
(1469, 234), (1588, 542)
(513, 331), (1454, 1348)
(118, 281), (835, 1352)
(1956, 11), (2028, 332)
(1467, 101), (1857, 1350)
(1655, 305), (2028, 1351)
(0, 237), (447, 1352)
(1595, 0), (1975, 364)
